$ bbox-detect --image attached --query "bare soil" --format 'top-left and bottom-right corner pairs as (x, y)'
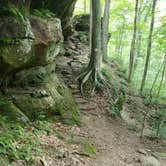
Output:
(52, 55), (166, 166)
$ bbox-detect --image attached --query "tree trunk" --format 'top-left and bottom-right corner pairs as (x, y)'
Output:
(149, 59), (164, 97)
(84, 0), (87, 13)
(117, 21), (125, 57)
(128, 0), (139, 82)
(134, 0), (152, 72)
(134, 30), (142, 71)
(156, 53), (166, 97)
(90, 0), (101, 69)
(78, 0), (104, 94)
(0, 0), (32, 10)
(149, 52), (165, 97)
(89, 0), (92, 56)
(101, 0), (111, 62)
(140, 0), (157, 93)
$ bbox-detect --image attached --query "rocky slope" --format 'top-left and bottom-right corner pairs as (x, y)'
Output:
(0, 1), (79, 123)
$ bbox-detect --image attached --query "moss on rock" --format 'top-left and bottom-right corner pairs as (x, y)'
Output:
(73, 14), (90, 32)
(0, 8), (80, 124)
(0, 64), (80, 124)
(0, 97), (30, 123)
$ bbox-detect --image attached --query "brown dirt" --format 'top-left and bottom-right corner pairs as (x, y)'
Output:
(12, 49), (165, 165)
(53, 55), (166, 166)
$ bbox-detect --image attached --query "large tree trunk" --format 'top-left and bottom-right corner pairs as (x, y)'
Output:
(89, 0), (92, 56)
(90, 0), (101, 68)
(78, 0), (103, 94)
(101, 0), (111, 62)
(0, 0), (31, 12)
(128, 0), (139, 82)
(140, 0), (157, 93)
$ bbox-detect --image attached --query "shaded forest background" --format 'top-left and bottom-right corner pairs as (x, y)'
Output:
(75, 0), (166, 101)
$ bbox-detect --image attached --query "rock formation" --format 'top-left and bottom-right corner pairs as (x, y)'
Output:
(0, 0), (80, 123)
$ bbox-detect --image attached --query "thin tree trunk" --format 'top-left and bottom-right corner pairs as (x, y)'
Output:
(25, 0), (31, 10)
(149, 61), (164, 97)
(134, 0), (152, 71)
(128, 0), (139, 82)
(115, 35), (119, 54)
(101, 0), (111, 62)
(84, 0), (87, 13)
(156, 53), (166, 97)
(134, 0), (142, 71)
(149, 52), (166, 97)
(140, 0), (157, 93)
(134, 30), (142, 71)
(117, 21), (125, 57)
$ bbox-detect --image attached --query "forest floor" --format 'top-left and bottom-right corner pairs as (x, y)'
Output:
(11, 39), (166, 166)
(53, 54), (166, 166)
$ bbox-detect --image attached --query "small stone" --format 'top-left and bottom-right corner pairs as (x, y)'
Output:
(140, 156), (161, 166)
(137, 149), (147, 155)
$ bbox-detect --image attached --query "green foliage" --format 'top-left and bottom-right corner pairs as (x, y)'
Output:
(32, 9), (55, 18)
(149, 109), (166, 139)
(110, 94), (126, 117)
(33, 120), (52, 135)
(82, 140), (97, 156)
(0, 116), (50, 164)
(102, 62), (128, 97)
(127, 124), (139, 132)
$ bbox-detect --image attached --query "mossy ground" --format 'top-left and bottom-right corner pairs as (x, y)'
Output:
(0, 114), (93, 166)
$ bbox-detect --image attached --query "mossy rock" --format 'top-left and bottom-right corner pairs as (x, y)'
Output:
(0, 5), (79, 124)
(0, 67), (80, 124)
(0, 97), (29, 123)
(0, 15), (63, 85)
(73, 14), (90, 32)
(47, 73), (81, 124)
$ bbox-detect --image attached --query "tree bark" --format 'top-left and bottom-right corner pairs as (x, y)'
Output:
(117, 20), (125, 57)
(156, 53), (166, 97)
(84, 0), (87, 13)
(89, 0), (92, 56)
(140, 0), (157, 93)
(101, 0), (111, 62)
(134, 0), (152, 72)
(149, 60), (164, 97)
(128, 0), (139, 82)
(78, 0), (103, 94)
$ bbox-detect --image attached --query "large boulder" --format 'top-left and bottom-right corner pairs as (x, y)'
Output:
(1, 65), (80, 123)
(31, 0), (77, 39)
(73, 14), (90, 32)
(0, 11), (80, 124)
(140, 156), (161, 166)
(0, 15), (62, 84)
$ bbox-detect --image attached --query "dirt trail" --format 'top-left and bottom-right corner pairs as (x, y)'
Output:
(56, 55), (166, 166)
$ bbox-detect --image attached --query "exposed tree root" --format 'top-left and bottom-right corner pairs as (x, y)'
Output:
(77, 67), (109, 96)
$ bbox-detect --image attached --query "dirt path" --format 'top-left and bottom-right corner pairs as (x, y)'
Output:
(83, 114), (142, 166)
(55, 55), (166, 166)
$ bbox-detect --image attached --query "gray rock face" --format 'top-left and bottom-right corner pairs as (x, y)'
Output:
(140, 156), (161, 166)
(0, 10), (80, 123)
(73, 14), (90, 32)
(31, 0), (77, 38)
(0, 15), (63, 83)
